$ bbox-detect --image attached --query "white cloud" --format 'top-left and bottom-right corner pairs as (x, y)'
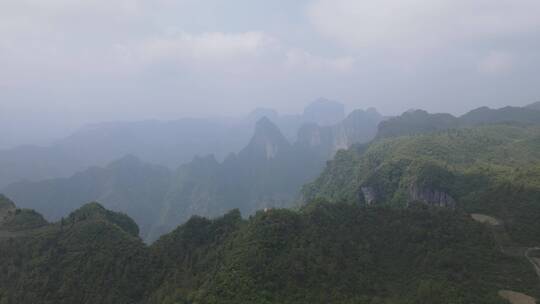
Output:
(137, 31), (279, 63)
(0, 0), (354, 86)
(308, 0), (540, 49)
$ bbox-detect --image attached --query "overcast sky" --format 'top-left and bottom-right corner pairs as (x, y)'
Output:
(1, 0), (540, 148)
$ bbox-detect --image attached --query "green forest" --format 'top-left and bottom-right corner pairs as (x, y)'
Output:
(3, 109), (540, 303)
(1, 197), (538, 304)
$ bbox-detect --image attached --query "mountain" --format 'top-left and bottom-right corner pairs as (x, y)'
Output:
(304, 123), (540, 245)
(238, 117), (292, 161)
(3, 107), (540, 303)
(0, 99), (349, 188)
(376, 110), (459, 139)
(150, 117), (327, 240)
(459, 106), (540, 126)
(525, 101), (540, 111)
(0, 194), (47, 231)
(302, 97), (345, 125)
(3, 155), (172, 239)
(152, 111), (383, 239)
(1, 198), (537, 303)
(377, 106), (540, 139)
(4, 110), (383, 241)
(0, 201), (152, 304)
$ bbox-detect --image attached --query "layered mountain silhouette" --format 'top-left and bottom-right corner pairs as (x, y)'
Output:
(0, 99), (348, 188)
(3, 108), (383, 241)
(3, 155), (172, 237)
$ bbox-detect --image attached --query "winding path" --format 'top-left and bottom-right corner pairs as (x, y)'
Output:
(525, 247), (540, 279)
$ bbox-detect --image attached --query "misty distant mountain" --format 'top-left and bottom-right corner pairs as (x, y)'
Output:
(302, 98), (345, 125)
(524, 101), (540, 111)
(0, 99), (348, 188)
(459, 106), (540, 125)
(3, 108), (383, 241)
(377, 105), (540, 139)
(298, 108), (385, 157)
(245, 97), (346, 141)
(3, 155), (172, 237)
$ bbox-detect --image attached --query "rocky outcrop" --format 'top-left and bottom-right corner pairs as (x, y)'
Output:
(0, 194), (16, 224)
(360, 187), (377, 206)
(296, 109), (383, 158)
(359, 184), (456, 208)
(240, 117), (291, 161)
(408, 184), (456, 208)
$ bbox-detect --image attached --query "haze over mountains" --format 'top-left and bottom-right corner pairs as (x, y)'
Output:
(3, 99), (384, 241)
(3, 0), (540, 302)
(0, 99), (347, 189)
(4, 100), (540, 242)
(2, 99), (540, 303)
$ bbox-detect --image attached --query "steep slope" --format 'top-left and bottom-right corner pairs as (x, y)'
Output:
(238, 117), (292, 161)
(3, 155), (172, 239)
(296, 108), (383, 158)
(151, 117), (324, 240)
(304, 124), (540, 245)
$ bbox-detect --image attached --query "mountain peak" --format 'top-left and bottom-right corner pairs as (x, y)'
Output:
(0, 194), (16, 211)
(69, 202), (140, 237)
(303, 98), (345, 126)
(525, 101), (540, 111)
(241, 117), (290, 160)
(247, 108), (279, 122)
(255, 116), (277, 130)
(108, 154), (143, 169)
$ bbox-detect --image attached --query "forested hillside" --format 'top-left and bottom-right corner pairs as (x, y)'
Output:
(304, 124), (540, 245)
(377, 105), (540, 139)
(1, 198), (537, 304)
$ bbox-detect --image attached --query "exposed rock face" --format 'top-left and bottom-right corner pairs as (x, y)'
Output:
(296, 109), (383, 158)
(361, 187), (377, 206)
(359, 184), (456, 208)
(241, 117), (291, 161)
(408, 184), (456, 208)
(0, 194), (16, 224)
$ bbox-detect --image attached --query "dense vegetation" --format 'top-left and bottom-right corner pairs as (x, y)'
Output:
(1, 199), (537, 304)
(377, 106), (540, 139)
(304, 124), (540, 245)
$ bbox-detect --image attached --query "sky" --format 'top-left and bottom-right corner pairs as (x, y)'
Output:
(1, 0), (540, 148)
